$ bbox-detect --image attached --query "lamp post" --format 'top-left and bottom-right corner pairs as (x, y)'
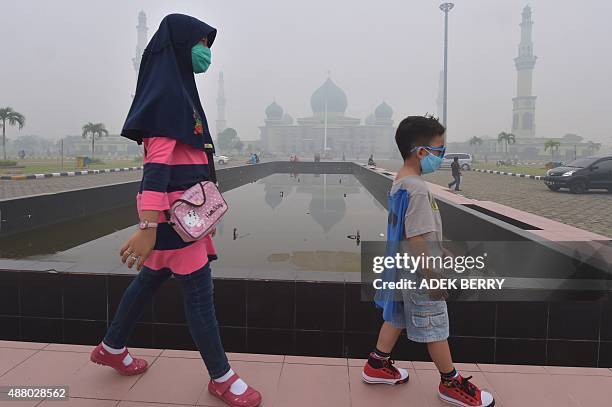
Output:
(439, 2), (454, 130)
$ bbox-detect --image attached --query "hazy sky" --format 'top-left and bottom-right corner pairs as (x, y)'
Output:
(1, 0), (611, 144)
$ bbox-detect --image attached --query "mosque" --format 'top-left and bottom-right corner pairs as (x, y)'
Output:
(258, 78), (396, 158)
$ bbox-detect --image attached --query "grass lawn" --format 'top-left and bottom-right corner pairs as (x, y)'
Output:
(0, 158), (143, 175)
(473, 162), (547, 176)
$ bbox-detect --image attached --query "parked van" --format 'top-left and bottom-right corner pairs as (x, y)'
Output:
(442, 153), (473, 170)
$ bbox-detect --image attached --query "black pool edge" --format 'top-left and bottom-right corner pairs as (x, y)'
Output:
(0, 268), (612, 367)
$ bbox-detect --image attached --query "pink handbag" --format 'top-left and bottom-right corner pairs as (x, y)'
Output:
(165, 181), (228, 242)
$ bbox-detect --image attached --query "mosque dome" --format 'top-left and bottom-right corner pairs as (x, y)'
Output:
(374, 101), (393, 118)
(310, 78), (348, 114)
(265, 101), (284, 119)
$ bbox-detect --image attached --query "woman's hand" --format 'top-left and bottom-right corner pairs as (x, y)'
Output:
(120, 229), (157, 271)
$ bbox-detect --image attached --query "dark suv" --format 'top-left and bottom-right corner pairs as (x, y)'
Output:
(543, 155), (612, 193)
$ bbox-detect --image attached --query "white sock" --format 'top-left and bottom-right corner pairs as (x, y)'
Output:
(214, 369), (248, 395)
(102, 342), (132, 366)
(102, 342), (125, 354)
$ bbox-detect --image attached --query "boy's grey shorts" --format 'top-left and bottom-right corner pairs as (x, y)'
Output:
(401, 289), (449, 343)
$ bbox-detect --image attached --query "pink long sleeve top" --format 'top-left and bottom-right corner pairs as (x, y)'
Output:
(137, 136), (217, 275)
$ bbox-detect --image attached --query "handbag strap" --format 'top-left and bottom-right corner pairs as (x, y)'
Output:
(206, 150), (218, 184)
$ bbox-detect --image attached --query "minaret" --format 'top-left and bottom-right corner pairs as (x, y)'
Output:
(512, 5), (537, 138)
(132, 11), (148, 74)
(216, 72), (227, 134)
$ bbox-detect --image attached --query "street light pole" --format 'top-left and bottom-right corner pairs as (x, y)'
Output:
(439, 2), (454, 131)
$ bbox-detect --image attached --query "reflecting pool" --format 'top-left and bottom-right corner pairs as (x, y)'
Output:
(4, 173), (387, 273)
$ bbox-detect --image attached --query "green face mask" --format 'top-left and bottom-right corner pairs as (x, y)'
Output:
(192, 43), (211, 74)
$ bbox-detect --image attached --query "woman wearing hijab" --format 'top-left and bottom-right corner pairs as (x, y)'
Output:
(89, 14), (262, 407)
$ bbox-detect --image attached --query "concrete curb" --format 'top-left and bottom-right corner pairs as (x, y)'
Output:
(0, 166), (143, 181)
(471, 168), (543, 180)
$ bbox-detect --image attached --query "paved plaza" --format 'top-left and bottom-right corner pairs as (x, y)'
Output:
(425, 169), (611, 238)
(0, 171), (142, 200)
(378, 160), (612, 238)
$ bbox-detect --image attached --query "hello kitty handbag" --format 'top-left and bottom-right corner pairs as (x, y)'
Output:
(165, 181), (228, 242)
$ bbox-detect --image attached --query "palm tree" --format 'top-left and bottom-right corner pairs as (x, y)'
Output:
(585, 141), (601, 156)
(81, 122), (108, 160)
(497, 132), (516, 156)
(544, 139), (561, 160)
(217, 127), (238, 152)
(469, 136), (483, 158)
(0, 107), (25, 161)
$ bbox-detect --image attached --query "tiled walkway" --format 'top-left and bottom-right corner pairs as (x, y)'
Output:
(1, 341), (611, 406)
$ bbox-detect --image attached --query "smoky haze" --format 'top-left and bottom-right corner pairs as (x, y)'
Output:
(0, 0), (610, 144)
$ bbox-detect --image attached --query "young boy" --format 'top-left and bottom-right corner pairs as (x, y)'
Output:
(362, 116), (494, 407)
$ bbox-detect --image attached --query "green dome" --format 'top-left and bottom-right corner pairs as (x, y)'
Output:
(375, 101), (393, 118)
(265, 101), (284, 119)
(310, 78), (347, 114)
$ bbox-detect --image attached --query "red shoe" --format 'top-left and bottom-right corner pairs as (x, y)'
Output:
(361, 357), (409, 385)
(90, 343), (148, 376)
(438, 374), (495, 407)
(208, 373), (262, 407)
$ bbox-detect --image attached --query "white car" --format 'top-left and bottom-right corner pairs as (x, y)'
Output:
(442, 153), (473, 170)
(214, 155), (230, 164)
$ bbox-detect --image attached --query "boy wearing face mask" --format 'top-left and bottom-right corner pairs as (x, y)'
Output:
(362, 116), (495, 407)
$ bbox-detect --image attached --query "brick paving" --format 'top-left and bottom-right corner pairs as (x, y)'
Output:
(0, 160), (251, 200)
(0, 171), (142, 200)
(377, 160), (612, 238)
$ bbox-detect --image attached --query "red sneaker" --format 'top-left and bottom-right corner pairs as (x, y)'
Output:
(438, 374), (495, 407)
(90, 343), (148, 376)
(208, 373), (262, 407)
(361, 357), (409, 385)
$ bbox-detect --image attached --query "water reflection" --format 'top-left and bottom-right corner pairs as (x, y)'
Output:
(260, 173), (362, 232)
(214, 173), (386, 272)
(5, 173), (387, 274)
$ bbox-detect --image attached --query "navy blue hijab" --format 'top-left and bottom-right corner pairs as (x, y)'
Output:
(122, 14), (217, 154)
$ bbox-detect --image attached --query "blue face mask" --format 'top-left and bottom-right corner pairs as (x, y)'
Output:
(192, 43), (212, 74)
(414, 147), (445, 174)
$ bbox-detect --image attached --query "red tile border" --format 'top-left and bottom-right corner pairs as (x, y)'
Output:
(160, 349), (201, 359)
(1, 341), (612, 406)
(544, 366), (612, 376)
(226, 352), (284, 363)
(478, 363), (547, 374)
(284, 355), (347, 366)
(42, 343), (163, 357)
(0, 340), (48, 350)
